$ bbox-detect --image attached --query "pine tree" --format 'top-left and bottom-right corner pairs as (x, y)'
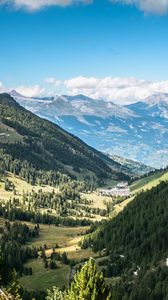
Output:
(46, 287), (66, 300)
(61, 252), (69, 265)
(66, 257), (111, 300)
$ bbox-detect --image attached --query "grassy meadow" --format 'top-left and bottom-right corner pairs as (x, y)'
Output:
(0, 122), (23, 143)
(19, 223), (95, 290)
(130, 170), (168, 192)
(0, 173), (59, 202)
(1, 169), (168, 291)
(19, 259), (70, 290)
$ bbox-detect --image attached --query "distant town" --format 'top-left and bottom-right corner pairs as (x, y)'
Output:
(99, 182), (131, 197)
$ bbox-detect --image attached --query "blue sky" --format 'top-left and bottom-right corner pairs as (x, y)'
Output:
(1, 0), (168, 103)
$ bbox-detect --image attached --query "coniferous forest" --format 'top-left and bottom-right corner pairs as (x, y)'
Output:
(81, 182), (168, 299)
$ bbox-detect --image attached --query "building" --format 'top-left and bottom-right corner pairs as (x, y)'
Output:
(116, 182), (128, 189)
(99, 182), (130, 197)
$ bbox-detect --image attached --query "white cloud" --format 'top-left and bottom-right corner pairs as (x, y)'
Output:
(1, 0), (168, 14)
(62, 75), (168, 104)
(0, 82), (5, 93)
(2, 76), (168, 104)
(64, 76), (99, 89)
(110, 0), (168, 15)
(0, 0), (92, 11)
(45, 77), (61, 86)
(15, 85), (45, 97)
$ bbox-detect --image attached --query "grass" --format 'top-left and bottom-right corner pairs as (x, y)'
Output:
(3, 169), (167, 225)
(80, 192), (110, 221)
(0, 122), (23, 144)
(2, 167), (168, 293)
(81, 170), (168, 218)
(29, 224), (89, 249)
(29, 223), (96, 263)
(0, 172), (111, 221)
(130, 170), (168, 193)
(0, 172), (59, 202)
(67, 248), (97, 261)
(113, 170), (168, 215)
(4, 170), (168, 291)
(19, 259), (70, 290)
(19, 223), (95, 290)
(81, 192), (108, 210)
(0, 215), (94, 290)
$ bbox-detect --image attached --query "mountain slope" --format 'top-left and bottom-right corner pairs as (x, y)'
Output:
(127, 93), (168, 118)
(0, 93), (129, 184)
(11, 92), (168, 168)
(87, 180), (168, 254)
(82, 180), (168, 299)
(109, 154), (154, 177)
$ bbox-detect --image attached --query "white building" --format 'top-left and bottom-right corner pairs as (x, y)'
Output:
(116, 182), (128, 189)
(99, 182), (130, 197)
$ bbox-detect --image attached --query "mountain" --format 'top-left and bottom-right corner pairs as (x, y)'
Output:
(82, 179), (168, 299)
(109, 154), (154, 177)
(10, 90), (54, 111)
(0, 93), (131, 185)
(10, 91), (168, 168)
(127, 93), (168, 118)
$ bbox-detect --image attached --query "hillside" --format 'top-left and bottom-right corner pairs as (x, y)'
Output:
(103, 168), (168, 220)
(0, 93), (129, 185)
(82, 181), (168, 299)
(130, 168), (168, 192)
(108, 154), (154, 177)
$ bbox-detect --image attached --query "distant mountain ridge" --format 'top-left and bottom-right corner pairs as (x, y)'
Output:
(0, 93), (134, 185)
(9, 91), (168, 168)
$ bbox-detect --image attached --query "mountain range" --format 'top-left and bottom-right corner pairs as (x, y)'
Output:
(1, 93), (137, 185)
(10, 91), (168, 168)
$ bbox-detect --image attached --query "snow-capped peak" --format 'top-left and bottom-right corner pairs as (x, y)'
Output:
(9, 90), (26, 98)
(143, 93), (168, 106)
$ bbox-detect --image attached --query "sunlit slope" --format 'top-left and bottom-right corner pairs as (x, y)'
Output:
(130, 169), (168, 193)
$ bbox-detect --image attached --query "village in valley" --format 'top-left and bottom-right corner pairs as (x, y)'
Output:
(99, 181), (131, 197)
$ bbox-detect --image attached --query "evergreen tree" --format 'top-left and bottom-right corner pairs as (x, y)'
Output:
(66, 258), (111, 300)
(46, 287), (66, 300)
(61, 252), (69, 265)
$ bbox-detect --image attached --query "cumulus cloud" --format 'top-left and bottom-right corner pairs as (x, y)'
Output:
(64, 76), (99, 90)
(45, 77), (61, 86)
(15, 85), (45, 97)
(110, 0), (168, 15)
(2, 76), (168, 104)
(0, 0), (92, 11)
(62, 75), (168, 104)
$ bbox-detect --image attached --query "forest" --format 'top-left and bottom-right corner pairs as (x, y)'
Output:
(81, 181), (168, 299)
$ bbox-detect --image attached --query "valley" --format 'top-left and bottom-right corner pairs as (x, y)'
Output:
(0, 171), (118, 292)
(0, 93), (168, 300)
(1, 2), (168, 300)
(1, 166), (168, 294)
